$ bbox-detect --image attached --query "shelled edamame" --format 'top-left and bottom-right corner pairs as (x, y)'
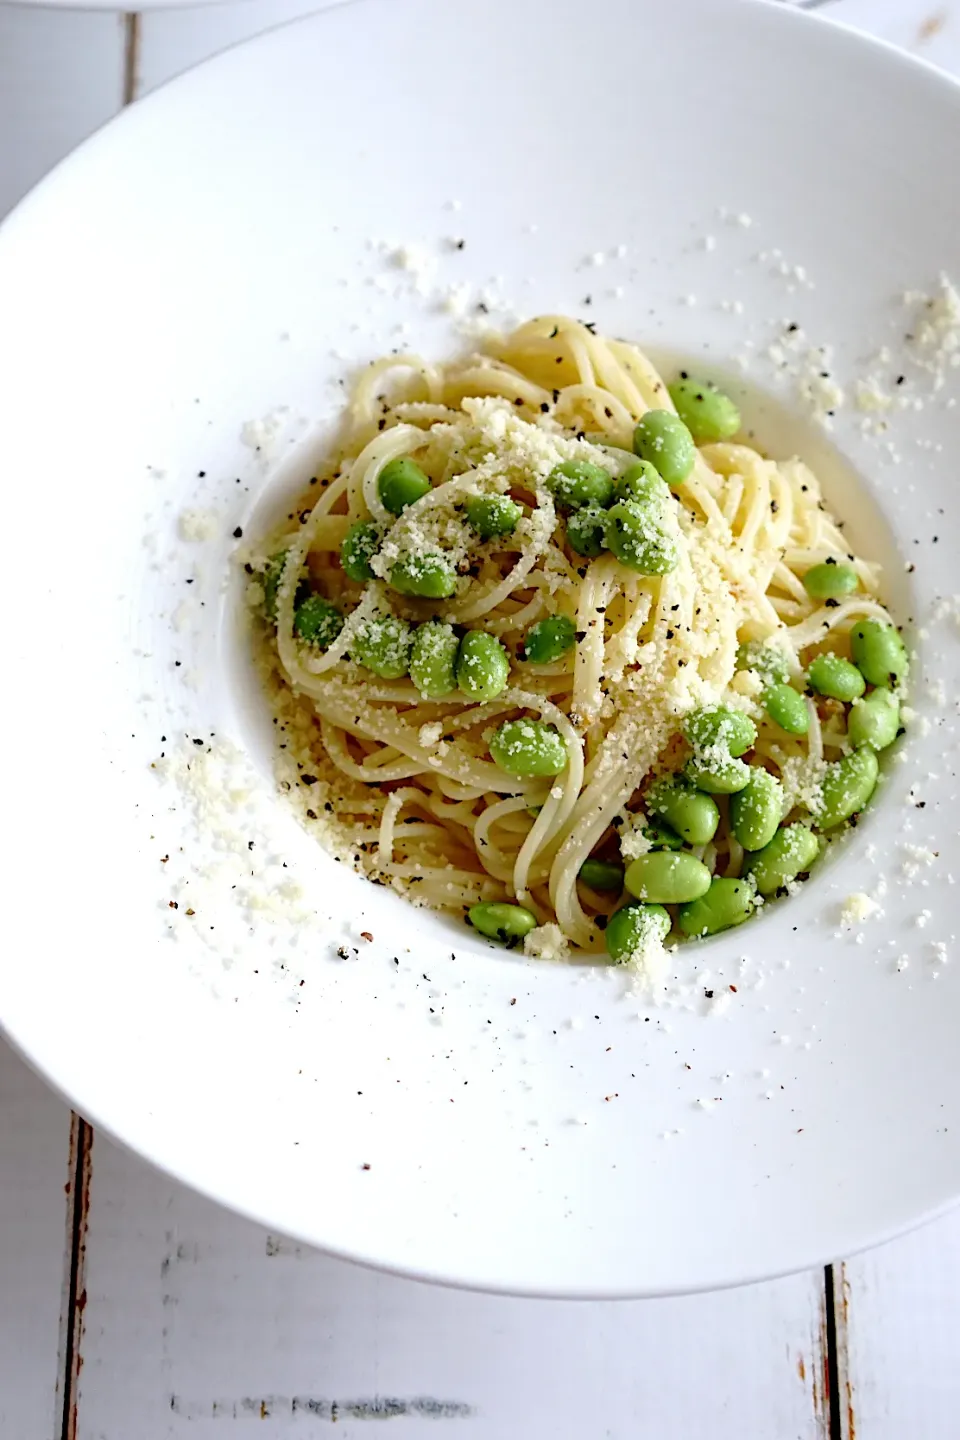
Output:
(252, 320), (908, 972)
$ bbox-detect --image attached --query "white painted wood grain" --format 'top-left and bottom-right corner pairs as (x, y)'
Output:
(74, 1131), (830, 1440)
(126, 0), (960, 102)
(836, 1211), (960, 1439)
(830, 0), (960, 72)
(134, 0), (342, 95)
(0, 4), (124, 220)
(0, 1040), (73, 1439)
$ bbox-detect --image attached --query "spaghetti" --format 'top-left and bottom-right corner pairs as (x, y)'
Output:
(248, 317), (904, 966)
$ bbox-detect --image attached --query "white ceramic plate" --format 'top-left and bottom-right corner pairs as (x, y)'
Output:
(3, 0), (960, 1298)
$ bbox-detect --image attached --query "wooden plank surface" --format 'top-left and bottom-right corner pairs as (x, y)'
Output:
(0, 5), (123, 219)
(0, 1042), (74, 1440)
(837, 1215), (960, 1440)
(73, 1130), (831, 1440)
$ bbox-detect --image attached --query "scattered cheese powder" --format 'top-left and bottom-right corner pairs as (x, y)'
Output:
(839, 892), (880, 928)
(178, 508), (220, 543)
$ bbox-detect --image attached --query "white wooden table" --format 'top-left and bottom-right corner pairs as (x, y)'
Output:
(2, 2), (960, 1434)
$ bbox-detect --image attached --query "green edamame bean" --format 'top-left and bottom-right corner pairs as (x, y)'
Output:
(523, 615), (576, 664)
(746, 824), (819, 896)
(633, 410), (696, 487)
(489, 719), (567, 778)
(262, 551), (286, 619)
(566, 505), (607, 557)
(605, 501), (679, 575)
(685, 753), (752, 794)
(409, 620), (459, 699)
(468, 902), (537, 944)
(465, 494), (521, 540)
(851, 619), (909, 687)
(351, 614), (414, 679)
(807, 652), (865, 702)
(545, 459), (615, 510)
(678, 877), (755, 938)
(340, 521), (380, 583)
(764, 683), (809, 735)
(816, 747), (879, 830)
(668, 375), (741, 444)
(605, 903), (672, 965)
(624, 851), (712, 905)
(579, 857), (625, 893)
(730, 768), (783, 851)
(292, 594), (344, 648)
(614, 460), (670, 506)
(847, 686), (900, 751)
(683, 705), (757, 758)
(642, 821), (684, 851)
(378, 456), (431, 514)
(803, 561), (858, 600)
(389, 553), (457, 599)
(456, 630), (510, 700)
(736, 641), (791, 684)
(646, 779), (720, 846)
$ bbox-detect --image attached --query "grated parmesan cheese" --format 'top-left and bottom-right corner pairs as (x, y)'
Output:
(839, 892), (880, 927)
(178, 508), (219, 543)
(523, 923), (569, 962)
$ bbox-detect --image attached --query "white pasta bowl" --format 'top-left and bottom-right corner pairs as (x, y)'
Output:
(2, 0), (960, 1297)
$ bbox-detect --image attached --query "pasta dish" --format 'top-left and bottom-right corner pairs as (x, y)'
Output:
(247, 317), (907, 968)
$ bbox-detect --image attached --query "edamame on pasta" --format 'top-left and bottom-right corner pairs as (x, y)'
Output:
(246, 317), (907, 972)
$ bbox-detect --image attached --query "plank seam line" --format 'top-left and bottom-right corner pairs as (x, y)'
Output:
(122, 13), (142, 107)
(58, 1118), (93, 1440)
(824, 1264), (845, 1440)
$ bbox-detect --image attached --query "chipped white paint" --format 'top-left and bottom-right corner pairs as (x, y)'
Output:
(1, 1), (960, 1436)
(837, 1214), (960, 1439)
(74, 1131), (829, 1440)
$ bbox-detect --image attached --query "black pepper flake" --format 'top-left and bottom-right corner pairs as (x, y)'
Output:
(540, 402), (550, 413)
(233, 526), (243, 539)
(786, 323), (799, 333)
(306, 809), (317, 820)
(583, 321), (597, 334)
(574, 630), (586, 642)
(300, 774), (317, 785)
(704, 989), (714, 999)
(825, 598), (840, 609)
(455, 238), (465, 250)
(336, 946), (350, 959)
(192, 737), (204, 747)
